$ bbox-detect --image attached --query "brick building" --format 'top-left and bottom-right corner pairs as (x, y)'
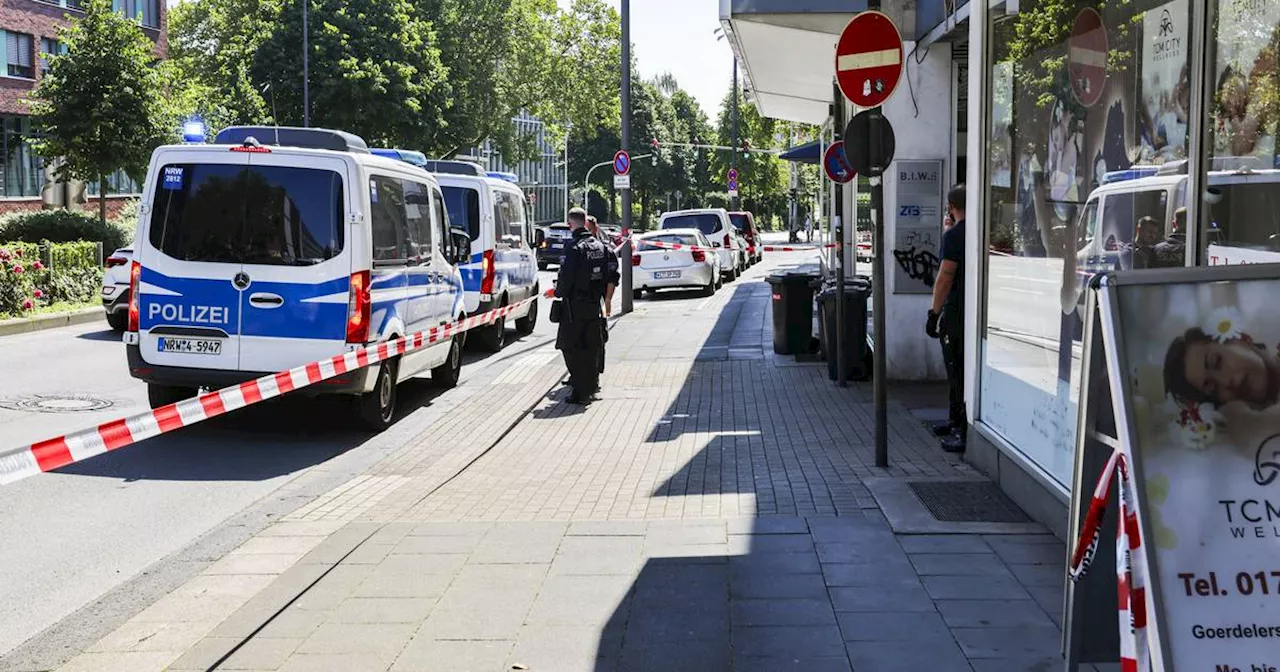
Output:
(0, 0), (166, 215)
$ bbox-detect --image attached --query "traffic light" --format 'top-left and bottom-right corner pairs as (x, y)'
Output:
(742, 139), (752, 152)
(650, 138), (660, 150)
(650, 139), (659, 165)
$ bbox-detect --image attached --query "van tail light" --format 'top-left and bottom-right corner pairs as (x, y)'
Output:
(127, 261), (141, 332)
(480, 249), (496, 296)
(631, 254), (641, 267)
(724, 234), (731, 248)
(346, 270), (371, 344)
(105, 255), (128, 269)
(692, 249), (706, 262)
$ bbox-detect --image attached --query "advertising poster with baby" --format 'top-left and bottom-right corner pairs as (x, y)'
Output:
(1114, 275), (1280, 670)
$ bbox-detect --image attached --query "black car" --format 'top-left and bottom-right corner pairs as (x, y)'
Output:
(536, 223), (573, 269)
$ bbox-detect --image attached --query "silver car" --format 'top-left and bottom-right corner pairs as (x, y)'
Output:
(631, 229), (722, 299)
(101, 247), (133, 331)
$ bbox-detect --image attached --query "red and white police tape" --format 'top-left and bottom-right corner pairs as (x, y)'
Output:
(1068, 449), (1149, 672)
(0, 288), (555, 486)
(629, 238), (838, 254)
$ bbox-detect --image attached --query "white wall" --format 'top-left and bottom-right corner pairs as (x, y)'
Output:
(843, 40), (953, 381)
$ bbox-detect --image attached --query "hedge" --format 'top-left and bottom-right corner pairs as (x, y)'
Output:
(0, 241), (104, 318)
(0, 207), (135, 254)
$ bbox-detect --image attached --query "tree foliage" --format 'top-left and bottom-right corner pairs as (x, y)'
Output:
(30, 0), (171, 222)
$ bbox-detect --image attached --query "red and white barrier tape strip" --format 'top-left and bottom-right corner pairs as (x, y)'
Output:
(633, 238), (837, 254)
(1068, 449), (1150, 672)
(0, 288), (555, 486)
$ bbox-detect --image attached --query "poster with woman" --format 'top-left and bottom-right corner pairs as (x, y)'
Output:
(1112, 272), (1280, 670)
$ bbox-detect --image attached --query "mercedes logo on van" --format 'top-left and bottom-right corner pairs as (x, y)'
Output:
(233, 272), (251, 290)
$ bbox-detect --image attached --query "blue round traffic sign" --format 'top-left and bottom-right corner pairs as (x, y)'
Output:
(823, 141), (855, 183)
(613, 150), (631, 176)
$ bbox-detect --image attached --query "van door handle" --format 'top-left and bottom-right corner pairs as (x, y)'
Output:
(248, 293), (284, 308)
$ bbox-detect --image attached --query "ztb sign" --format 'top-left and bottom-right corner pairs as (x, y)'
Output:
(835, 11), (904, 108)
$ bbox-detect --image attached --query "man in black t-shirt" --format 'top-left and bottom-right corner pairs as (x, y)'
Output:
(926, 184), (967, 453)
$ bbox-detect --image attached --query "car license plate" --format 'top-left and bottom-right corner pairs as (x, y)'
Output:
(654, 270), (681, 279)
(551, 242), (564, 249)
(157, 337), (222, 355)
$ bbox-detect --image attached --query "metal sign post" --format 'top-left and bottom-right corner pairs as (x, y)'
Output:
(831, 84), (847, 392)
(836, 2), (902, 469)
(619, 0), (633, 315)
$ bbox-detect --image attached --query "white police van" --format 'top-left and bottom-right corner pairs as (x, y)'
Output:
(123, 127), (470, 430)
(435, 171), (539, 352)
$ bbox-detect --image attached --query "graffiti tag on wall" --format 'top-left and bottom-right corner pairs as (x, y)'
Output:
(893, 226), (939, 293)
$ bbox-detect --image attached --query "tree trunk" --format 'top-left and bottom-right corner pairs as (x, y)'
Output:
(98, 177), (107, 225)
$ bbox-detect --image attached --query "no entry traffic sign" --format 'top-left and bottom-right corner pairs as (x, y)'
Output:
(844, 109), (896, 178)
(835, 11), (904, 108)
(1068, 8), (1108, 107)
(823, 142), (854, 184)
(613, 150), (631, 176)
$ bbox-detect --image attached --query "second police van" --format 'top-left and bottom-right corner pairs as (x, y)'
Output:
(435, 167), (539, 352)
(123, 127), (471, 430)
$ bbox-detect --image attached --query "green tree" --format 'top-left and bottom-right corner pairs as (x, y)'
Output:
(30, 0), (171, 224)
(713, 89), (786, 225)
(167, 0), (279, 130)
(251, 0), (449, 151)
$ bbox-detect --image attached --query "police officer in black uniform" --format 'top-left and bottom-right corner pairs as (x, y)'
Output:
(556, 208), (613, 404)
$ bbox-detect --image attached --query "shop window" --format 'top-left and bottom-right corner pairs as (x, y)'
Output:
(979, 0), (1193, 487)
(6, 32), (34, 79)
(1202, 0), (1280, 264)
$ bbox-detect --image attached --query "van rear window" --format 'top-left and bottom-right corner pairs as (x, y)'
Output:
(148, 163), (344, 266)
(442, 186), (481, 240)
(662, 214), (720, 235)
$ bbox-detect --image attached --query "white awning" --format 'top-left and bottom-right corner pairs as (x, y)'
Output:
(718, 0), (873, 124)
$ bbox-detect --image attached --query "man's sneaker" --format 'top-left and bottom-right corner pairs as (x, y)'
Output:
(940, 433), (966, 454)
(930, 421), (953, 437)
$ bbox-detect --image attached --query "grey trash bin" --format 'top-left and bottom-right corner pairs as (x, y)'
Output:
(818, 277), (872, 380)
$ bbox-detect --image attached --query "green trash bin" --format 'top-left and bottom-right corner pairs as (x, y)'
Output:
(766, 272), (816, 355)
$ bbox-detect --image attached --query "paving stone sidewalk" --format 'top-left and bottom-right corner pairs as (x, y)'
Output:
(60, 261), (1112, 672)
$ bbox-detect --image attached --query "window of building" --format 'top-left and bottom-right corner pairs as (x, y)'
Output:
(978, 0), (1194, 488)
(5, 32), (34, 79)
(40, 38), (65, 75)
(114, 0), (160, 28)
(1201, 0), (1280, 265)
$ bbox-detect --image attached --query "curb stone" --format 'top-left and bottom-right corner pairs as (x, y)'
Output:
(0, 306), (104, 338)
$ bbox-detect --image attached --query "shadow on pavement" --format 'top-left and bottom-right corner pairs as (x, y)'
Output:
(592, 266), (868, 671)
(75, 328), (123, 342)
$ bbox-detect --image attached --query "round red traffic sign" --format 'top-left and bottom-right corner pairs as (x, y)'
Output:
(1068, 8), (1108, 107)
(822, 142), (854, 184)
(835, 11), (904, 108)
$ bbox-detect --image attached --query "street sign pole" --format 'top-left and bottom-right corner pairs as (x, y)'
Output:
(869, 105), (888, 468)
(832, 82), (847, 393)
(619, 0), (633, 315)
(731, 58), (740, 211)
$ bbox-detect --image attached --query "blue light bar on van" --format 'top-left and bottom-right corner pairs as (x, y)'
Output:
(181, 116), (207, 144)
(426, 160), (486, 176)
(371, 148), (429, 167)
(214, 126), (370, 154)
(487, 171), (519, 183)
(1101, 166), (1159, 184)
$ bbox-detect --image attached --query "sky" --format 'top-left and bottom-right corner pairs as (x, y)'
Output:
(559, 0), (734, 120)
(166, 0), (734, 120)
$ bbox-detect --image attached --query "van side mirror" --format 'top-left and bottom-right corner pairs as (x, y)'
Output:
(450, 228), (471, 264)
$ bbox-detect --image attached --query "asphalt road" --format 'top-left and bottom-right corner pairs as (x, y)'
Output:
(0, 273), (564, 664)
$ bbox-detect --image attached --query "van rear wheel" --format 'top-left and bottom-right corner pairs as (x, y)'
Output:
(358, 359), (399, 431)
(147, 383), (197, 410)
(515, 298), (537, 335)
(432, 335), (463, 388)
(478, 304), (507, 352)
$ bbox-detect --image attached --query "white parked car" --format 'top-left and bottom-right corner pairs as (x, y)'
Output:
(631, 229), (721, 299)
(101, 247), (133, 332)
(658, 208), (742, 282)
